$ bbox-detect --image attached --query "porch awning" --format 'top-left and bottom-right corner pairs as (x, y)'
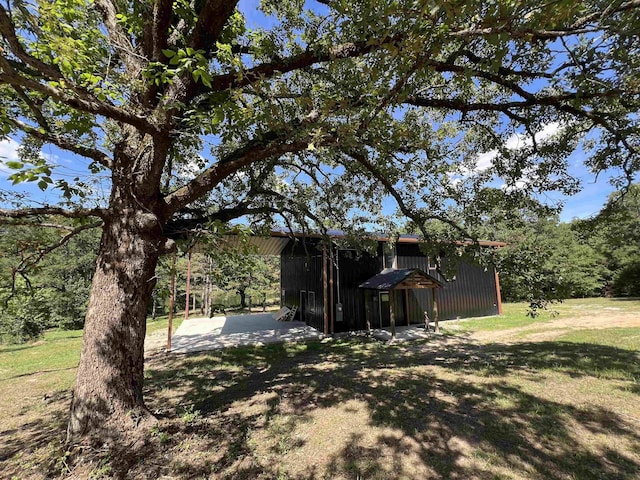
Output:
(358, 268), (443, 290)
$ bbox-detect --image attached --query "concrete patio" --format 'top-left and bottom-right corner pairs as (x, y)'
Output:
(169, 312), (324, 353)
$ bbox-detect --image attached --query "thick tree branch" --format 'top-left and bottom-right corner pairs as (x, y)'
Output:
(10, 118), (113, 168)
(152, 0), (174, 59)
(1, 4), (149, 128)
(0, 70), (157, 134)
(0, 5), (62, 80)
(205, 37), (400, 94)
(191, 0), (239, 51)
(163, 129), (337, 216)
(93, 0), (142, 76)
(0, 219), (81, 231)
(163, 204), (277, 238)
(0, 207), (106, 219)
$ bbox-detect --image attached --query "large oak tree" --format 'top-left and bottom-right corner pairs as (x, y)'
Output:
(0, 0), (638, 441)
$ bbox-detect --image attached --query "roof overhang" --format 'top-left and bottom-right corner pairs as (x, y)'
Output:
(358, 268), (443, 290)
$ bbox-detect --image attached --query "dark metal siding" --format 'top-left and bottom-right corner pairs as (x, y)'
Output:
(333, 248), (383, 332)
(395, 244), (499, 322)
(280, 240), (325, 332)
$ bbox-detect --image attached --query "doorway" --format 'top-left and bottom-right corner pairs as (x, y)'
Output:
(379, 291), (390, 328)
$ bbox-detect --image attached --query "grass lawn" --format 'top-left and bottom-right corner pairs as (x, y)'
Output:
(1, 298), (639, 479)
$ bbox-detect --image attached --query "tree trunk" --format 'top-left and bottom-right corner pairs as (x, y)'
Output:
(67, 210), (165, 442)
(151, 291), (157, 320)
(200, 281), (205, 316)
(238, 289), (246, 309)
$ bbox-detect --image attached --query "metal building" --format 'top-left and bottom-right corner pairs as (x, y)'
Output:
(279, 232), (505, 334)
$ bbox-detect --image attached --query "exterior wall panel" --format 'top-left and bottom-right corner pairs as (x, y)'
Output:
(333, 249), (382, 332)
(280, 240), (325, 332)
(395, 244), (499, 322)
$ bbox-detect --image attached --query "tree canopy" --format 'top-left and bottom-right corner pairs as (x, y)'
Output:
(1, 0), (639, 442)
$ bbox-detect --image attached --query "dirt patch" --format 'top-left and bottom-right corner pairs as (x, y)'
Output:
(472, 312), (640, 343)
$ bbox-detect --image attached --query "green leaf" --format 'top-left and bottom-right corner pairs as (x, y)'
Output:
(162, 49), (175, 58)
(5, 161), (24, 170)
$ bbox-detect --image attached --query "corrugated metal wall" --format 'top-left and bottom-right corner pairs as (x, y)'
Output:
(332, 248), (382, 332)
(395, 244), (499, 322)
(280, 240), (326, 332)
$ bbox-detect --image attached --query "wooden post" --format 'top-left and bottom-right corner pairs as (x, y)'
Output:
(432, 288), (439, 334)
(329, 245), (335, 334)
(167, 251), (176, 351)
(185, 249), (192, 320)
(494, 268), (503, 315)
(322, 244), (329, 334)
(364, 291), (371, 333)
(404, 289), (410, 326)
(389, 290), (396, 339)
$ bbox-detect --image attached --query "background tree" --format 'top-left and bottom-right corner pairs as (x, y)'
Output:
(0, 0), (638, 442)
(212, 253), (279, 310)
(579, 184), (640, 296)
(0, 220), (99, 342)
(494, 218), (607, 305)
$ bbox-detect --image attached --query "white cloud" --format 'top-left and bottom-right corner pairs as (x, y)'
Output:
(0, 138), (20, 175)
(461, 122), (562, 178)
(475, 149), (499, 173)
(0, 138), (20, 176)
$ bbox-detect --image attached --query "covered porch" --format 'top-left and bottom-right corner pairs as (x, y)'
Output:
(359, 268), (443, 337)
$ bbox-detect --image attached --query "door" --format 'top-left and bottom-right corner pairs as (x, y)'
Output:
(379, 291), (390, 328)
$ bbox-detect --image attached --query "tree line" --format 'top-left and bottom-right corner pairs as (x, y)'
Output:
(493, 185), (640, 304)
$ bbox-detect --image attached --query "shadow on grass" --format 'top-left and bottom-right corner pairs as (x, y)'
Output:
(139, 338), (640, 479)
(0, 391), (70, 478)
(3, 337), (638, 479)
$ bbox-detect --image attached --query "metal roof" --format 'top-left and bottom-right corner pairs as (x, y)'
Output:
(358, 268), (443, 290)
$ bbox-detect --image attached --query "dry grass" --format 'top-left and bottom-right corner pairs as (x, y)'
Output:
(1, 298), (639, 479)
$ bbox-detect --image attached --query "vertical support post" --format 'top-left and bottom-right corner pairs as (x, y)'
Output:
(364, 290), (371, 333)
(167, 251), (176, 351)
(322, 243), (329, 335)
(389, 290), (396, 339)
(432, 288), (439, 334)
(404, 289), (410, 326)
(185, 249), (192, 320)
(329, 245), (335, 334)
(494, 268), (503, 315)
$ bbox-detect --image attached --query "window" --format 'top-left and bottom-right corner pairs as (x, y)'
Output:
(383, 244), (396, 269)
(308, 291), (315, 313)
